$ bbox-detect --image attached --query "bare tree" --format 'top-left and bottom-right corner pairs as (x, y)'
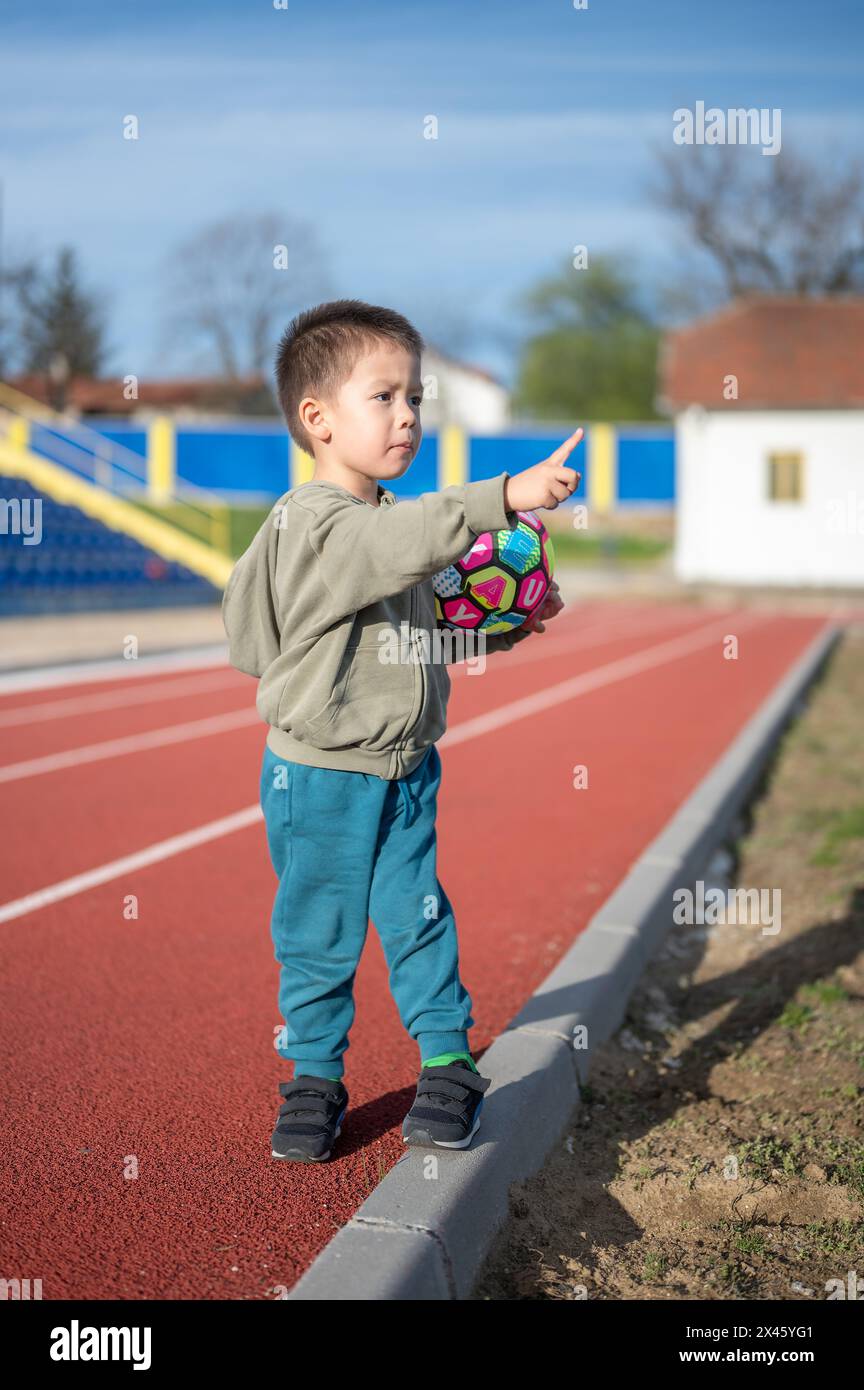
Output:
(158, 212), (333, 381)
(646, 143), (864, 305)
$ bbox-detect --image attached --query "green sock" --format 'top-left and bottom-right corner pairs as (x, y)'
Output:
(422, 1051), (479, 1074)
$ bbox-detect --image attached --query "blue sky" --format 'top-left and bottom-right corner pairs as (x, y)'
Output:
(2, 0), (862, 387)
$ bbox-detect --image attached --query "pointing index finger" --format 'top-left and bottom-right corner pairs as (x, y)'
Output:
(549, 427), (584, 466)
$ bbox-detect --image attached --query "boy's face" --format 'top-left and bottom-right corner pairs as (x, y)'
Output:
(302, 339), (423, 482)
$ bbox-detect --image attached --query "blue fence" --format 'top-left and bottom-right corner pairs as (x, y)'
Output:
(87, 419), (676, 504)
(617, 429), (675, 504)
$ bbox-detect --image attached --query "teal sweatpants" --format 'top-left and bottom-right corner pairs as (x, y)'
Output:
(259, 741), (474, 1081)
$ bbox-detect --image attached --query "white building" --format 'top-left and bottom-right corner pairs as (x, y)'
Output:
(420, 345), (510, 432)
(659, 296), (864, 588)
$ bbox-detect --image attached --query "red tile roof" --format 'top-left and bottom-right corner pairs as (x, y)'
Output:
(658, 296), (864, 411)
(7, 373), (271, 414)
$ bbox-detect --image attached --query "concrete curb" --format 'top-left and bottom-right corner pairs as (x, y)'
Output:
(287, 621), (842, 1301)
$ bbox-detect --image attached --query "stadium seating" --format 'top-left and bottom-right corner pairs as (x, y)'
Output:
(0, 474), (222, 615)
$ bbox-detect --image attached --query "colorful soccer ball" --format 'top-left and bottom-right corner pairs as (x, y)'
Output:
(433, 511), (555, 636)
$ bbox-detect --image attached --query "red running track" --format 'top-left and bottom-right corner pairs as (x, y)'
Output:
(0, 600), (844, 1298)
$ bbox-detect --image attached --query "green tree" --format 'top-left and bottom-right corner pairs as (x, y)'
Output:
(512, 257), (662, 421)
(11, 246), (109, 404)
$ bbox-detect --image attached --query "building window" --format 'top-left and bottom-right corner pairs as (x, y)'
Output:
(767, 452), (804, 501)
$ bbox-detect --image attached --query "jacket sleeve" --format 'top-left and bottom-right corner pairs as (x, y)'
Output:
(300, 473), (520, 623)
(221, 521), (282, 677)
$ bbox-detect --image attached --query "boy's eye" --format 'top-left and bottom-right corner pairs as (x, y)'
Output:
(374, 392), (423, 405)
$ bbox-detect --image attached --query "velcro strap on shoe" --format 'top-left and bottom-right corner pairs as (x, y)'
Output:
(418, 1067), (491, 1095)
(409, 1106), (466, 1129)
(279, 1079), (342, 1099)
(276, 1121), (330, 1137)
(278, 1094), (333, 1117)
(417, 1076), (470, 1102)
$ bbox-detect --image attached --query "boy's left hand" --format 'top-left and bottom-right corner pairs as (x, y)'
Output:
(522, 578), (564, 634)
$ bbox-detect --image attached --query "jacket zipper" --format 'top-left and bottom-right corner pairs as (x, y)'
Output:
(403, 583), (426, 745)
(415, 590), (426, 740)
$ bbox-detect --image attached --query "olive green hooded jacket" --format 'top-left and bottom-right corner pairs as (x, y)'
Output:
(221, 473), (534, 780)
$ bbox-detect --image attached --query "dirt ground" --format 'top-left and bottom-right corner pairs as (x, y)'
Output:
(471, 628), (864, 1301)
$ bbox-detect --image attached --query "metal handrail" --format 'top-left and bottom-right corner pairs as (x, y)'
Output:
(0, 382), (150, 483)
(0, 382), (232, 554)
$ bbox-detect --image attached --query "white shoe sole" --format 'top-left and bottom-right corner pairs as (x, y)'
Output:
(402, 1110), (481, 1149)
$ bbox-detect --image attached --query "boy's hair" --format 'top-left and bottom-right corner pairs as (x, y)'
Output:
(275, 299), (425, 456)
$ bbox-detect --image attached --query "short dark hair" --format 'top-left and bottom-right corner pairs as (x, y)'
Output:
(274, 299), (425, 456)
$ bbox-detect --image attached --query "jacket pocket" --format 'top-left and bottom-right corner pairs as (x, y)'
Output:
(414, 654), (450, 744)
(300, 644), (354, 736)
(301, 639), (415, 751)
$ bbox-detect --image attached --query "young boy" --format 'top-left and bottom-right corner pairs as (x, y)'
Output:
(221, 298), (582, 1162)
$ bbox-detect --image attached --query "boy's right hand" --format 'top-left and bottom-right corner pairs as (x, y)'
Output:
(503, 427), (584, 513)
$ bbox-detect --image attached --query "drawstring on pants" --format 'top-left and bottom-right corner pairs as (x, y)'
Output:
(396, 746), (433, 829)
(398, 774), (419, 828)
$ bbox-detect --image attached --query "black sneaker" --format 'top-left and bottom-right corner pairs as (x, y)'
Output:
(402, 1060), (491, 1149)
(271, 1076), (348, 1162)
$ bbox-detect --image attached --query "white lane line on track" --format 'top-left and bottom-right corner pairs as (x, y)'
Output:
(450, 604), (728, 676)
(0, 707), (260, 785)
(0, 644), (231, 695)
(441, 611), (769, 745)
(0, 611), (774, 923)
(0, 609), (702, 732)
(0, 608), (736, 776)
(0, 609), (712, 780)
(0, 670), (245, 729)
(0, 602), (655, 699)
(0, 806), (264, 924)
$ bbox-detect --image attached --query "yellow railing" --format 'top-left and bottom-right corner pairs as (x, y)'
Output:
(0, 381), (232, 556)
